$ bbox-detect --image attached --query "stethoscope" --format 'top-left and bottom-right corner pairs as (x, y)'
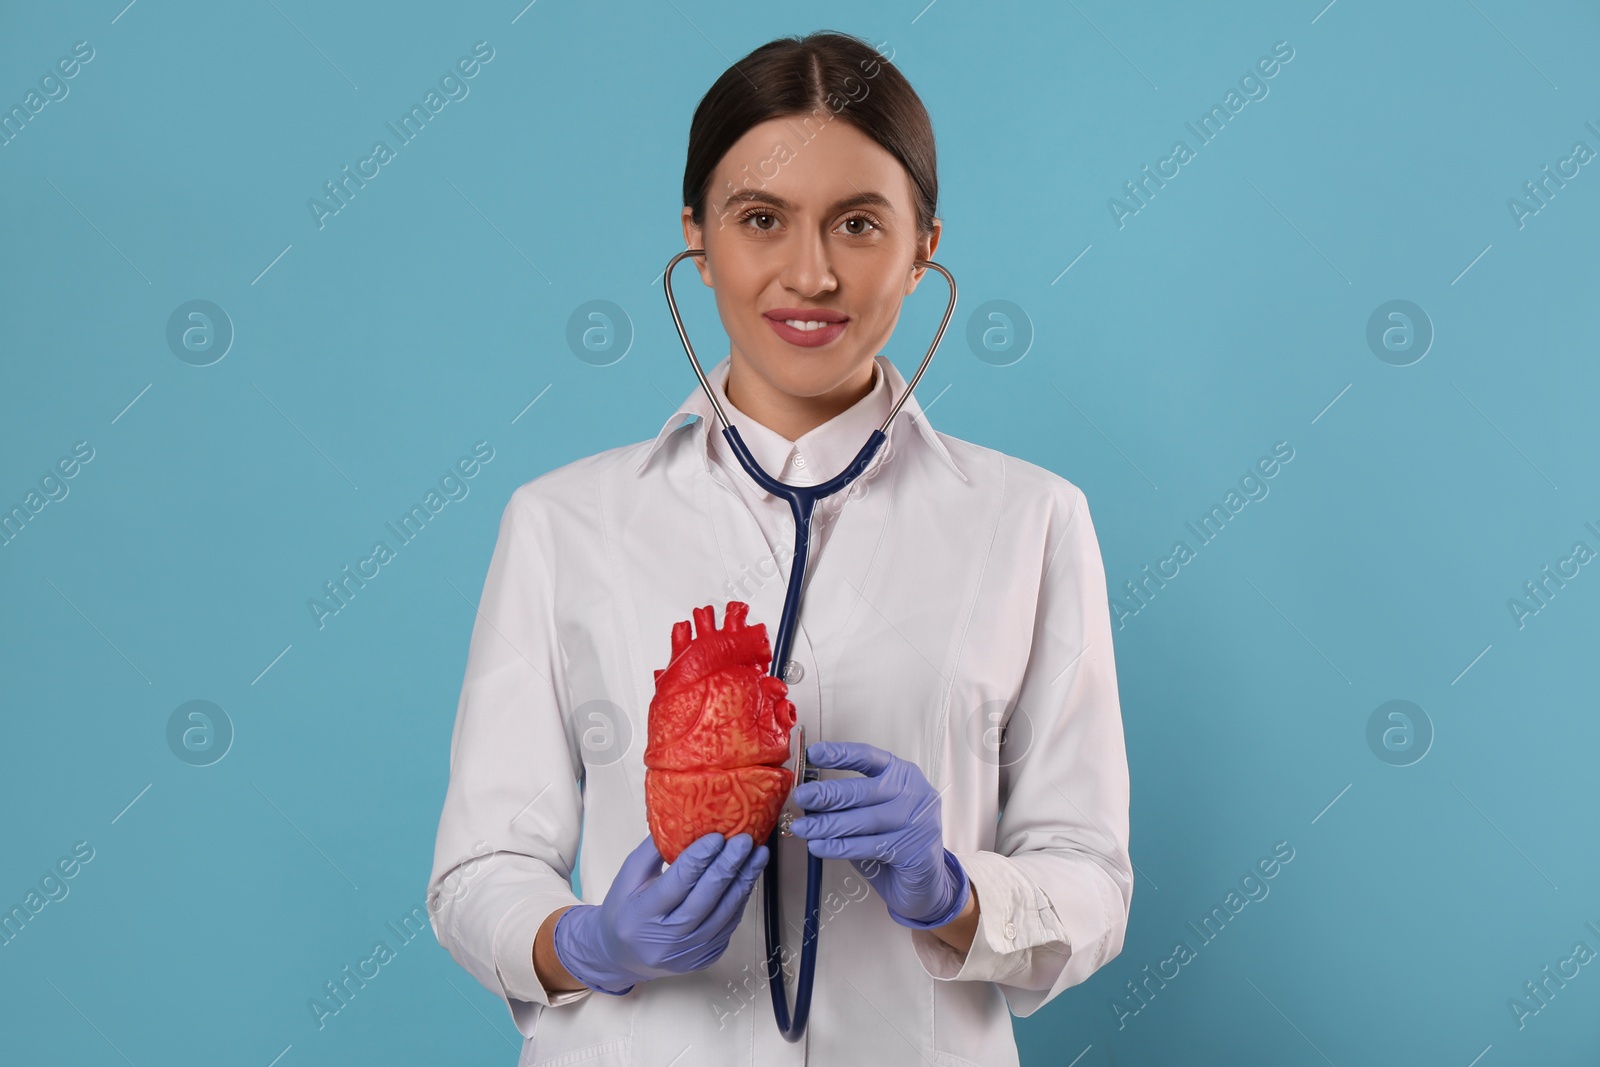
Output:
(661, 248), (957, 1041)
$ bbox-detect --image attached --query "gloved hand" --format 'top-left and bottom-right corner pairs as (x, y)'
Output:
(788, 741), (971, 929)
(553, 830), (768, 995)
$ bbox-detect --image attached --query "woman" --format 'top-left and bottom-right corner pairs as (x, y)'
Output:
(428, 30), (1131, 1066)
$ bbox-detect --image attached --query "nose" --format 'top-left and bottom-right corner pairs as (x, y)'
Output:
(778, 228), (837, 297)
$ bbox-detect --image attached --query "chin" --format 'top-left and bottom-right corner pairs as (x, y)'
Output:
(774, 354), (860, 393)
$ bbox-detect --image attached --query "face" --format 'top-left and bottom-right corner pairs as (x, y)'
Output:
(681, 115), (941, 437)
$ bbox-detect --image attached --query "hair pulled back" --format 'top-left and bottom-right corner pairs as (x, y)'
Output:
(682, 31), (938, 238)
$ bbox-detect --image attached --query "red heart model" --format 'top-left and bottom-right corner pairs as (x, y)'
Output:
(644, 600), (797, 863)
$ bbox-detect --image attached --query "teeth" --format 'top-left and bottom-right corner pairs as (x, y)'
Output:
(783, 319), (836, 331)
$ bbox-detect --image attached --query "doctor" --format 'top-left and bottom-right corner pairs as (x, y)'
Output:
(427, 29), (1132, 1067)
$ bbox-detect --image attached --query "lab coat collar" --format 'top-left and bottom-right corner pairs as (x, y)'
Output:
(632, 354), (968, 495)
(705, 358), (896, 498)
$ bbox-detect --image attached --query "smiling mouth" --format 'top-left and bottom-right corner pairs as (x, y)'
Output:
(763, 308), (849, 349)
(765, 316), (848, 348)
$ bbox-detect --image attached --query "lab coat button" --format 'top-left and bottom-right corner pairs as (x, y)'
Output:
(1004, 920), (1016, 940)
(782, 659), (804, 684)
(792, 453), (807, 469)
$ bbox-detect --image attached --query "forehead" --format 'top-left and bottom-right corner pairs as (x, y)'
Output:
(712, 115), (911, 210)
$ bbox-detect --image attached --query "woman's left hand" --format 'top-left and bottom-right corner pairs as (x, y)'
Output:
(789, 741), (971, 929)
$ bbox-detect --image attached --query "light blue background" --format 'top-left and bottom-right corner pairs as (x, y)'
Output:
(3, 1), (1597, 1063)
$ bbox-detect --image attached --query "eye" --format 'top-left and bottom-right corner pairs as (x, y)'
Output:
(732, 207), (884, 237)
(735, 208), (780, 232)
(838, 212), (882, 236)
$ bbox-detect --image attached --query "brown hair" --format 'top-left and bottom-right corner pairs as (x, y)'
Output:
(682, 31), (938, 238)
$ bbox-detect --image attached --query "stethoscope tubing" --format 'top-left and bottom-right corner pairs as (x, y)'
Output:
(661, 247), (956, 1041)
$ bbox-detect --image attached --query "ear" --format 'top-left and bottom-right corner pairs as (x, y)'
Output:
(905, 217), (942, 295)
(681, 207), (713, 287)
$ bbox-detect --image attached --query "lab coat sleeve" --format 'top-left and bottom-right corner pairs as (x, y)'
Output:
(427, 484), (594, 1039)
(910, 484), (1134, 1017)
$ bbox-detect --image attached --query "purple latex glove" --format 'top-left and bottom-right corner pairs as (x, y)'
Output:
(788, 741), (971, 929)
(553, 831), (768, 995)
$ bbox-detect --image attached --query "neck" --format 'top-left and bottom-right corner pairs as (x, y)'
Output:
(724, 356), (876, 441)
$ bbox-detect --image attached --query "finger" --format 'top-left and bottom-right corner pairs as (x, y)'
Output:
(789, 801), (905, 840)
(694, 850), (768, 967)
(639, 831), (726, 915)
(805, 740), (894, 776)
(664, 832), (753, 927)
(613, 834), (667, 896)
(684, 857), (763, 972)
(804, 829), (913, 865)
(792, 773), (890, 813)
(701, 843), (769, 940)
(665, 831), (752, 927)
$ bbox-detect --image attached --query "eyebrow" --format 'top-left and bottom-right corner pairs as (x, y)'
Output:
(721, 189), (897, 215)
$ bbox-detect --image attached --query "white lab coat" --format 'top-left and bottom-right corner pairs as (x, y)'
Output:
(427, 353), (1133, 1066)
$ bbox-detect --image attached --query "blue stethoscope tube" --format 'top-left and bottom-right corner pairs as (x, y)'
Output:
(661, 248), (957, 1041)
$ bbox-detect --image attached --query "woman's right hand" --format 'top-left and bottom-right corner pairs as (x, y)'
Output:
(552, 831), (768, 995)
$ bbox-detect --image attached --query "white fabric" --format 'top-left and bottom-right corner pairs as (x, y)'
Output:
(427, 353), (1133, 1066)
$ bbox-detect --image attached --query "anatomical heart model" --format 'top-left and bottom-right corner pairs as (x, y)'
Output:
(644, 601), (797, 863)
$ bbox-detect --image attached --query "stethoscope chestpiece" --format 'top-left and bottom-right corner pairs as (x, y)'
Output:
(777, 725), (816, 837)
